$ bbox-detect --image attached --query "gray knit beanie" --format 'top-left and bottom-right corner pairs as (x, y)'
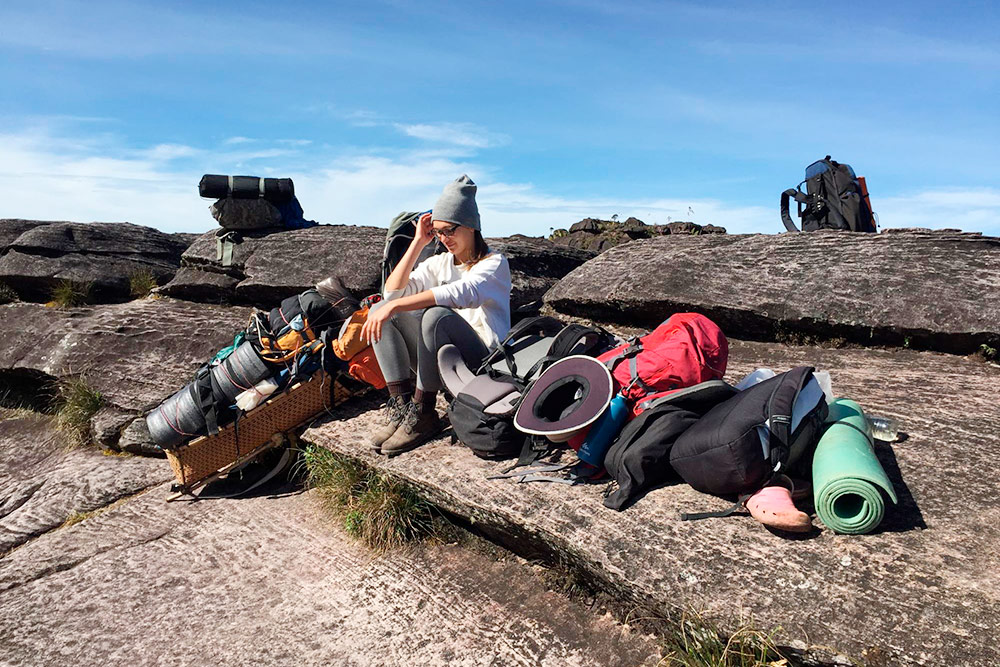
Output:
(432, 175), (480, 231)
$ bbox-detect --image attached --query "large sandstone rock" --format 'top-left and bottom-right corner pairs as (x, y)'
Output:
(0, 413), (169, 554)
(158, 225), (386, 307)
(0, 479), (658, 666)
(304, 340), (1000, 665)
(486, 235), (596, 314)
(0, 298), (251, 451)
(0, 299), (250, 414)
(0, 221), (192, 303)
(544, 229), (1000, 355)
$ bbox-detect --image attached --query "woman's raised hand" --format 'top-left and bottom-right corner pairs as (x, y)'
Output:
(413, 212), (434, 249)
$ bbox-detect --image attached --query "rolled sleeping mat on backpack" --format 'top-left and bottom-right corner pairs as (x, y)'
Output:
(145, 382), (209, 450)
(199, 174), (295, 204)
(812, 398), (898, 534)
(514, 355), (614, 443)
(209, 340), (272, 404)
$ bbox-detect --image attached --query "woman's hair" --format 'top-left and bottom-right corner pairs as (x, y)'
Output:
(462, 230), (491, 267)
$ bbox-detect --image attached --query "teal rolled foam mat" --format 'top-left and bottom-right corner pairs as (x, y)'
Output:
(812, 398), (898, 534)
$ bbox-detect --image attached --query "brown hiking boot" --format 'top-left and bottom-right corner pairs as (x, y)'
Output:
(370, 395), (410, 453)
(381, 401), (443, 457)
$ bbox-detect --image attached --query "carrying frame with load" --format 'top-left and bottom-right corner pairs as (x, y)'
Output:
(164, 370), (363, 501)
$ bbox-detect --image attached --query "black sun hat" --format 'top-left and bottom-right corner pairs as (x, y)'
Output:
(513, 355), (614, 443)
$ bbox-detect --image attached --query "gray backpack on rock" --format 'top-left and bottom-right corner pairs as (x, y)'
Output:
(438, 317), (619, 460)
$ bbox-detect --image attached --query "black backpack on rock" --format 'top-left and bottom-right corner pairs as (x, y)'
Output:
(781, 156), (876, 233)
(669, 366), (828, 506)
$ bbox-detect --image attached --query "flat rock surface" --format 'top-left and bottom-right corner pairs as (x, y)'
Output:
(0, 299), (250, 413)
(544, 229), (1000, 354)
(0, 221), (191, 303)
(0, 413), (169, 554)
(0, 478), (659, 666)
(304, 340), (1000, 665)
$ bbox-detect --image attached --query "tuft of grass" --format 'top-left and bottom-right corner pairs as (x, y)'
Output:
(0, 405), (45, 422)
(60, 494), (136, 529)
(301, 444), (436, 551)
(54, 377), (105, 448)
(657, 610), (786, 667)
(50, 279), (93, 308)
(129, 269), (159, 298)
(0, 282), (19, 305)
(977, 343), (999, 363)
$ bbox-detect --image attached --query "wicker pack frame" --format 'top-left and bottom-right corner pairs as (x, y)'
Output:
(165, 370), (359, 500)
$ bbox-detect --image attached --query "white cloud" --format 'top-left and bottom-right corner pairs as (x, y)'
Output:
(143, 143), (201, 161)
(394, 122), (509, 149)
(877, 189), (1000, 236)
(223, 136), (254, 145)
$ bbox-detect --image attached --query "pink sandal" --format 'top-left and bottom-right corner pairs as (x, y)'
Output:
(745, 485), (812, 533)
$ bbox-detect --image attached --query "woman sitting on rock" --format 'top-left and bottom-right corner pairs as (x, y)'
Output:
(362, 175), (511, 456)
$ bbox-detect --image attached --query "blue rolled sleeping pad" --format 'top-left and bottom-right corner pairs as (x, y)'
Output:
(577, 393), (629, 467)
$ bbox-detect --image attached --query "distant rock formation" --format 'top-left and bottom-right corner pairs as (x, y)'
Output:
(550, 216), (726, 253)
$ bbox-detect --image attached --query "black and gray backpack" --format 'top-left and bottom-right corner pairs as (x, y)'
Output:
(780, 156), (876, 233)
(438, 316), (619, 460)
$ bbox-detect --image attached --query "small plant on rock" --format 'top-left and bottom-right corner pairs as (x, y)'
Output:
(976, 343), (999, 363)
(302, 444), (436, 551)
(659, 610), (786, 667)
(129, 269), (159, 298)
(54, 377), (105, 448)
(50, 280), (93, 308)
(0, 282), (19, 305)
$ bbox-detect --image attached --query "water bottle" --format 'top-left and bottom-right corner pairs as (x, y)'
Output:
(867, 415), (899, 442)
(577, 394), (629, 467)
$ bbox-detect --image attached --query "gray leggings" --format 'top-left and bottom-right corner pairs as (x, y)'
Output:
(369, 302), (490, 392)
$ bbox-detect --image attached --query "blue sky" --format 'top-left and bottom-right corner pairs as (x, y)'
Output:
(1, 0), (997, 236)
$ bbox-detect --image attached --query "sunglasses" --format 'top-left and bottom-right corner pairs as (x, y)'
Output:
(432, 223), (461, 239)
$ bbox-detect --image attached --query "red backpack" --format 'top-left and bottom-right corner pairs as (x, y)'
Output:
(596, 312), (729, 417)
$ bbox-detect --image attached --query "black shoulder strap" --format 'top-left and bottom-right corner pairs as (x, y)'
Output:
(765, 365), (814, 472)
(780, 188), (808, 232)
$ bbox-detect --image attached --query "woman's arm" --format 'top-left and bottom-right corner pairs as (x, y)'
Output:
(384, 212), (434, 293)
(361, 290), (437, 344)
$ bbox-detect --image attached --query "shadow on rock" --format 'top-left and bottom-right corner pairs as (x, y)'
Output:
(874, 443), (927, 533)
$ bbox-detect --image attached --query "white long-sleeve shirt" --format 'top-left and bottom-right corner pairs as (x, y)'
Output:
(382, 251), (512, 349)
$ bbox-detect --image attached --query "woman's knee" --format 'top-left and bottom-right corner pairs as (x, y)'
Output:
(419, 306), (456, 340)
